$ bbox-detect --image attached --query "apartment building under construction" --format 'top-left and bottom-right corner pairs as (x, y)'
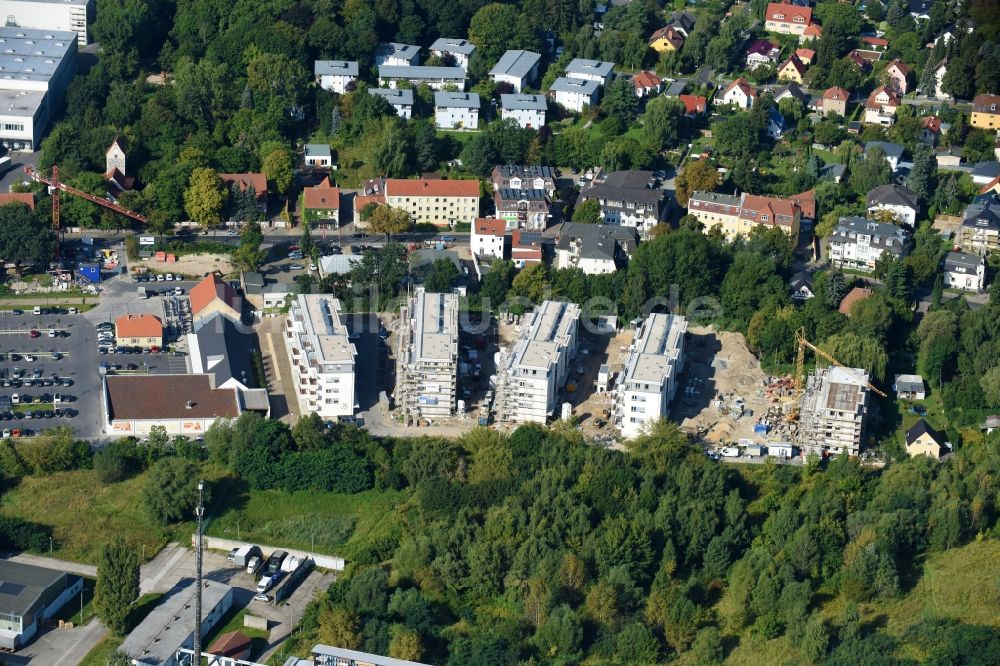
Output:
(493, 300), (580, 424)
(395, 289), (459, 422)
(797, 366), (870, 456)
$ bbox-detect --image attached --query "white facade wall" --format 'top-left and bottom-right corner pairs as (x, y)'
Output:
(0, 0), (90, 45)
(435, 105), (479, 129)
(318, 73), (355, 94)
(471, 231), (505, 259)
(867, 202), (916, 227)
(283, 295), (357, 419)
(554, 88), (597, 113)
(501, 106), (545, 129)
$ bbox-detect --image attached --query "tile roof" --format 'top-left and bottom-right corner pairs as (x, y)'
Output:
(303, 177), (340, 210)
(632, 70), (663, 89)
(838, 287), (873, 315)
(474, 217), (506, 236)
(678, 94), (706, 114)
(866, 183), (919, 210)
(190, 273), (240, 317)
(115, 314), (162, 339)
(795, 48), (815, 62)
(354, 193), (385, 212)
(790, 189), (815, 219)
(862, 36), (889, 47)
(972, 94), (1000, 114)
(649, 25), (685, 48)
(766, 2), (812, 24)
(724, 77), (756, 98)
(0, 192), (36, 210)
(887, 58), (911, 76)
(803, 22), (823, 37)
(207, 631), (251, 657)
(386, 178), (480, 197)
(866, 86), (900, 108)
(219, 173), (267, 200)
(105, 374), (241, 420)
(779, 55), (806, 76)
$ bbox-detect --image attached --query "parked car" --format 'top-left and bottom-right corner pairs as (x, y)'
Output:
(28, 329), (39, 338)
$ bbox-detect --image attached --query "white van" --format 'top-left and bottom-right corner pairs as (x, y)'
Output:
(255, 575), (274, 594)
(32, 306), (41, 315)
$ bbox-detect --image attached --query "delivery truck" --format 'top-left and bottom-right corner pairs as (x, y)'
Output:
(230, 544), (262, 568)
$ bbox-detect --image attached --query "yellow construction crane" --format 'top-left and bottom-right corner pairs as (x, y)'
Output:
(789, 326), (887, 421)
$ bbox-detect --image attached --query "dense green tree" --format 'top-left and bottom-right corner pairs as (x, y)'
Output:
(141, 458), (206, 524)
(572, 199), (602, 224)
(95, 536), (140, 635)
(0, 203), (56, 268)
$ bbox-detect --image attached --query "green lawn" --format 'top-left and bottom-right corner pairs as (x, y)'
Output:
(812, 147), (842, 164)
(202, 606), (270, 659)
(208, 487), (407, 559)
(0, 469), (192, 564)
(712, 539), (1000, 664)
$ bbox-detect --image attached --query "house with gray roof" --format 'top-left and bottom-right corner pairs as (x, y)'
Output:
(0, 561), (83, 649)
(894, 373), (926, 400)
(368, 87), (414, 119)
(971, 161), (1000, 185)
(565, 58), (615, 85)
(865, 141), (906, 171)
(500, 93), (547, 129)
(490, 50), (542, 92)
(314, 60), (358, 94)
(378, 65), (466, 91)
(375, 42), (420, 67)
(579, 170), (667, 235)
(829, 216), (910, 271)
(429, 38), (476, 69)
(866, 183), (920, 227)
(943, 251), (986, 291)
(553, 222), (637, 274)
(663, 79), (688, 97)
(434, 91), (480, 129)
(550, 76), (601, 112)
(959, 195), (1000, 256)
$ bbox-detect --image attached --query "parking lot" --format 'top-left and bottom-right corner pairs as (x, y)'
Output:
(0, 309), (103, 438)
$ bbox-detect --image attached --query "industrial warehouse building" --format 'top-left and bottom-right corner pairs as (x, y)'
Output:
(0, 0), (91, 45)
(0, 27), (78, 151)
(0, 561), (83, 649)
(395, 289), (459, 422)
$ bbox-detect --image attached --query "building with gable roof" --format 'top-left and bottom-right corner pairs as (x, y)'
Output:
(303, 176), (340, 226)
(765, 2), (813, 35)
(828, 216), (910, 271)
(489, 50), (541, 92)
(719, 77), (756, 108)
(429, 37), (476, 69)
(314, 60), (358, 94)
(648, 25), (685, 52)
(866, 183), (919, 227)
(384, 178), (480, 227)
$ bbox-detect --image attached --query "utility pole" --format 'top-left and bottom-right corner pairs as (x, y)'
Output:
(192, 480), (205, 666)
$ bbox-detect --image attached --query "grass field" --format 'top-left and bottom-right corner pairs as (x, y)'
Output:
(714, 540), (1000, 664)
(0, 469), (191, 564)
(208, 487), (407, 558)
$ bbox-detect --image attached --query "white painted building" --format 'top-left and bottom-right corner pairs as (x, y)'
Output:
(493, 300), (580, 424)
(471, 217), (507, 259)
(395, 289), (460, 421)
(943, 251), (986, 291)
(0, 27), (77, 151)
(865, 183), (919, 228)
(489, 49), (541, 92)
(314, 60), (359, 94)
(828, 216), (910, 272)
(378, 65), (466, 91)
(550, 77), (600, 113)
(429, 37), (476, 69)
(500, 93), (547, 129)
(304, 143), (332, 168)
(0, 0), (91, 45)
(284, 294), (357, 419)
(434, 91), (480, 129)
(613, 313), (687, 439)
(368, 87), (414, 119)
(375, 42), (420, 67)
(564, 58), (615, 86)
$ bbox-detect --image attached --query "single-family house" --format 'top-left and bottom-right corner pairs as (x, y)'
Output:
(719, 77), (756, 109)
(375, 42), (420, 67)
(429, 38), (476, 69)
(500, 93), (547, 129)
(774, 82), (811, 106)
(219, 173), (267, 212)
(777, 54), (806, 83)
(632, 70), (663, 97)
(894, 374), (926, 400)
(767, 107), (787, 138)
(510, 229), (543, 267)
(304, 143), (332, 168)
(678, 94), (707, 116)
(490, 50), (542, 93)
(958, 195), (1000, 256)
(838, 286), (873, 315)
(864, 86), (900, 126)
(551, 77), (601, 112)
(943, 251), (986, 291)
(865, 141), (906, 172)
(861, 36), (889, 50)
(669, 10), (697, 37)
(820, 86), (850, 117)
(302, 176), (340, 227)
(905, 419), (945, 459)
(885, 59), (911, 94)
(368, 87), (414, 119)
(972, 162), (1000, 187)
(829, 216), (910, 271)
(795, 48), (815, 65)
(866, 183), (919, 227)
(115, 314), (163, 349)
(920, 115), (943, 145)
(649, 25), (685, 52)
(663, 79), (688, 98)
(789, 270), (814, 300)
(765, 2), (813, 35)
(800, 22), (823, 44)
(314, 60), (358, 94)
(378, 65), (466, 91)
(471, 217), (507, 259)
(971, 94), (1000, 130)
(746, 39), (781, 71)
(434, 91), (480, 129)
(565, 58), (615, 86)
(935, 146), (963, 168)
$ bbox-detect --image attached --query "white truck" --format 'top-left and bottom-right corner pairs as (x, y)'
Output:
(721, 447), (740, 458)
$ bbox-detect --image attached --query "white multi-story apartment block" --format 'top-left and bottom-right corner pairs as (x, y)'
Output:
(434, 91), (480, 129)
(0, 0), (91, 45)
(384, 178), (480, 228)
(828, 216), (909, 272)
(471, 217), (506, 259)
(500, 94), (547, 129)
(378, 65), (466, 91)
(614, 313), (687, 439)
(550, 77), (600, 113)
(368, 87), (414, 119)
(283, 295), (357, 419)
(798, 366), (870, 457)
(494, 301), (580, 424)
(490, 50), (541, 92)
(429, 37), (476, 70)
(314, 60), (358, 94)
(564, 58), (615, 86)
(395, 289), (459, 421)
(375, 42), (420, 67)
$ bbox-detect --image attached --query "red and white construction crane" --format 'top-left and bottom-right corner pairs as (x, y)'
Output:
(23, 165), (149, 234)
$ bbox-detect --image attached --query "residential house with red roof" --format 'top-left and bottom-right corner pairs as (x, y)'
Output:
(864, 86), (900, 126)
(632, 70), (663, 97)
(800, 22), (823, 44)
(778, 55), (807, 83)
(820, 86), (850, 117)
(649, 25), (685, 52)
(302, 176), (341, 227)
(219, 173), (268, 212)
(795, 48), (815, 65)
(114, 314), (163, 349)
(687, 190), (809, 244)
(471, 217), (506, 259)
(719, 77), (757, 109)
(510, 229), (542, 267)
(384, 178), (480, 228)
(190, 273), (241, 323)
(678, 94), (707, 116)
(885, 59), (911, 94)
(765, 2), (813, 35)
(0, 193), (36, 210)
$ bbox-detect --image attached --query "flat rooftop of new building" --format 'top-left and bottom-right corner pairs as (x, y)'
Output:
(298, 295), (356, 364)
(413, 290), (458, 362)
(624, 313), (687, 385)
(514, 338), (561, 370)
(528, 300), (580, 345)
